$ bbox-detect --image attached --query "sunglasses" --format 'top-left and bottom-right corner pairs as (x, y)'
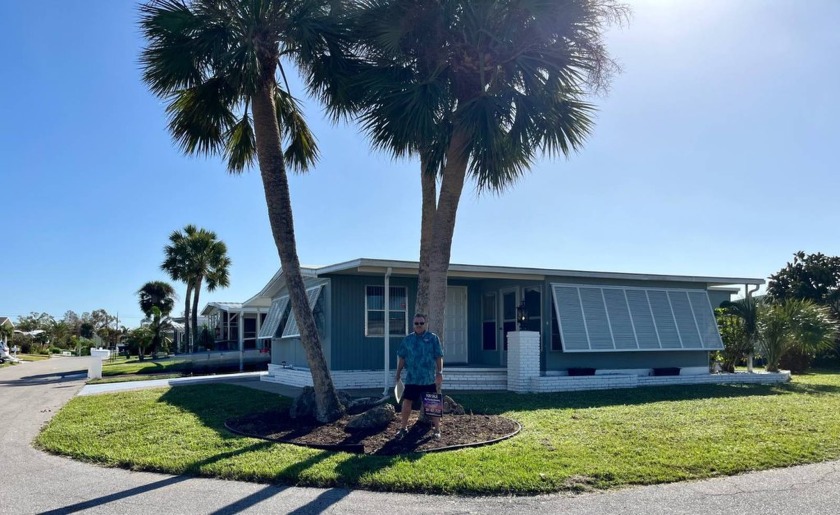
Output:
(413, 322), (425, 326)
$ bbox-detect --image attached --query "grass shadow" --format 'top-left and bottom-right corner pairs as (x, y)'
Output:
(157, 383), (289, 441)
(453, 380), (840, 415)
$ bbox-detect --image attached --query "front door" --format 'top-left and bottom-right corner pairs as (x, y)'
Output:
(445, 286), (468, 363)
(500, 288), (518, 366)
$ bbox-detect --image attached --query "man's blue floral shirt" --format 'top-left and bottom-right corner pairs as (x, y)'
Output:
(397, 331), (443, 385)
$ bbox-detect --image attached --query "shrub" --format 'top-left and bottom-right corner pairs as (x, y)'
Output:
(715, 308), (752, 372)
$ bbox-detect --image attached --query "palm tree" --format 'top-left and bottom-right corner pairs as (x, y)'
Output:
(326, 0), (627, 337)
(161, 225), (230, 353)
(140, 0), (346, 422)
(721, 295), (762, 371)
(137, 281), (177, 355)
(138, 281), (177, 318)
(757, 299), (838, 372)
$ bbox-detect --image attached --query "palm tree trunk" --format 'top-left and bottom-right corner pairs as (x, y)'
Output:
(184, 283), (193, 353)
(192, 277), (203, 350)
(417, 129), (470, 342)
(415, 155), (436, 318)
(251, 82), (344, 423)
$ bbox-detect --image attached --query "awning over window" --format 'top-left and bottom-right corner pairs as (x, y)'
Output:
(281, 285), (324, 338)
(550, 284), (723, 352)
(258, 296), (289, 339)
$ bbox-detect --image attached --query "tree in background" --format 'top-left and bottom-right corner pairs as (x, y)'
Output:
(714, 307), (752, 372)
(757, 299), (838, 372)
(138, 281), (177, 355)
(140, 0), (346, 422)
(125, 326), (154, 360)
(720, 296), (762, 371)
(79, 322), (95, 339)
(0, 322), (13, 346)
(138, 281), (177, 317)
(768, 252), (840, 314)
(757, 299), (838, 373)
(330, 0), (626, 338)
(768, 251), (840, 365)
(161, 225), (230, 353)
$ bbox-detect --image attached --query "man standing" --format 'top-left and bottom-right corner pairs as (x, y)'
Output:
(395, 313), (444, 438)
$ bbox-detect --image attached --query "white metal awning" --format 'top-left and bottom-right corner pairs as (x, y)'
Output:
(550, 284), (724, 352)
(281, 285), (324, 338)
(258, 296), (289, 339)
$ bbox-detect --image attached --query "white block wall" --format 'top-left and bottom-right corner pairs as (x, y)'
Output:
(263, 365), (508, 391)
(262, 363), (791, 393)
(507, 331), (540, 393)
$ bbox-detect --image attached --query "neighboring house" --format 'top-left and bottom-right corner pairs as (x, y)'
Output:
(246, 258), (787, 393)
(1, 316), (14, 346)
(167, 315), (209, 353)
(199, 302), (271, 365)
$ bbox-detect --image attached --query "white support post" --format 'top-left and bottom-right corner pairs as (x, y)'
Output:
(238, 310), (245, 372)
(507, 331), (540, 393)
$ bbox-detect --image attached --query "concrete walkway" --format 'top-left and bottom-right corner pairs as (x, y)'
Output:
(2, 356), (840, 514)
(78, 370), (303, 397)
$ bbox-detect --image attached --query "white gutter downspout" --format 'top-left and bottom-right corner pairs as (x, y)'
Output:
(383, 267), (392, 396)
(746, 283), (760, 373)
(239, 309), (245, 372)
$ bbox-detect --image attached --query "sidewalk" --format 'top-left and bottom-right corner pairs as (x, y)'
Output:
(78, 371), (305, 398)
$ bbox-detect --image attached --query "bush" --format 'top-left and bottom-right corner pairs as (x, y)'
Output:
(10, 334), (32, 354)
(779, 348), (811, 374)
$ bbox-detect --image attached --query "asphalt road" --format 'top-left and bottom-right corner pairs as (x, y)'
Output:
(2, 357), (840, 514)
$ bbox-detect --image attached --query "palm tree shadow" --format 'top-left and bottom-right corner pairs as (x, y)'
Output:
(157, 383), (290, 441)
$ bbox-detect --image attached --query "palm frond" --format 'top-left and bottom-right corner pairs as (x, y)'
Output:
(225, 111), (256, 173)
(165, 77), (239, 155)
(273, 89), (319, 172)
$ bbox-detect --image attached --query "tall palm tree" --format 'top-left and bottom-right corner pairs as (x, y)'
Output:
(161, 225), (231, 353)
(325, 0), (626, 337)
(140, 0), (346, 422)
(137, 281), (178, 354)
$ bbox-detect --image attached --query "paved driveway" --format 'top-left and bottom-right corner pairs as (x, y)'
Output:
(2, 357), (840, 514)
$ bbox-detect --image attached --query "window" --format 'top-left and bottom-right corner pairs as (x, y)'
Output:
(482, 293), (497, 350)
(366, 286), (408, 336)
(550, 299), (563, 351)
(522, 287), (541, 332)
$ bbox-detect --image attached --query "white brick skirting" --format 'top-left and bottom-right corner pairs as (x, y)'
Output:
(262, 362), (791, 393)
(263, 364), (507, 391)
(529, 371), (791, 393)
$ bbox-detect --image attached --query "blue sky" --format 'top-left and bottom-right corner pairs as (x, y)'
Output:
(1, 0), (838, 328)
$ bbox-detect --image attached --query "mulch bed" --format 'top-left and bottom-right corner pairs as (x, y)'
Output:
(226, 409), (520, 455)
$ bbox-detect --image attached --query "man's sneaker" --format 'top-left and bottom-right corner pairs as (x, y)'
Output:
(433, 430), (441, 439)
(395, 428), (408, 439)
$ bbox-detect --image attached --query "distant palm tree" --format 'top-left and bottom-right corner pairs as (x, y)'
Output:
(161, 225), (230, 353)
(329, 0), (627, 336)
(137, 281), (177, 318)
(137, 281), (177, 354)
(140, 0), (347, 422)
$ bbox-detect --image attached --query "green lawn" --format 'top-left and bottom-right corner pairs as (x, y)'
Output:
(2, 353), (50, 367)
(102, 358), (191, 377)
(35, 370), (840, 495)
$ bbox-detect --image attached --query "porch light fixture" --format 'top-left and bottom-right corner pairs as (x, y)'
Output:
(517, 300), (528, 330)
